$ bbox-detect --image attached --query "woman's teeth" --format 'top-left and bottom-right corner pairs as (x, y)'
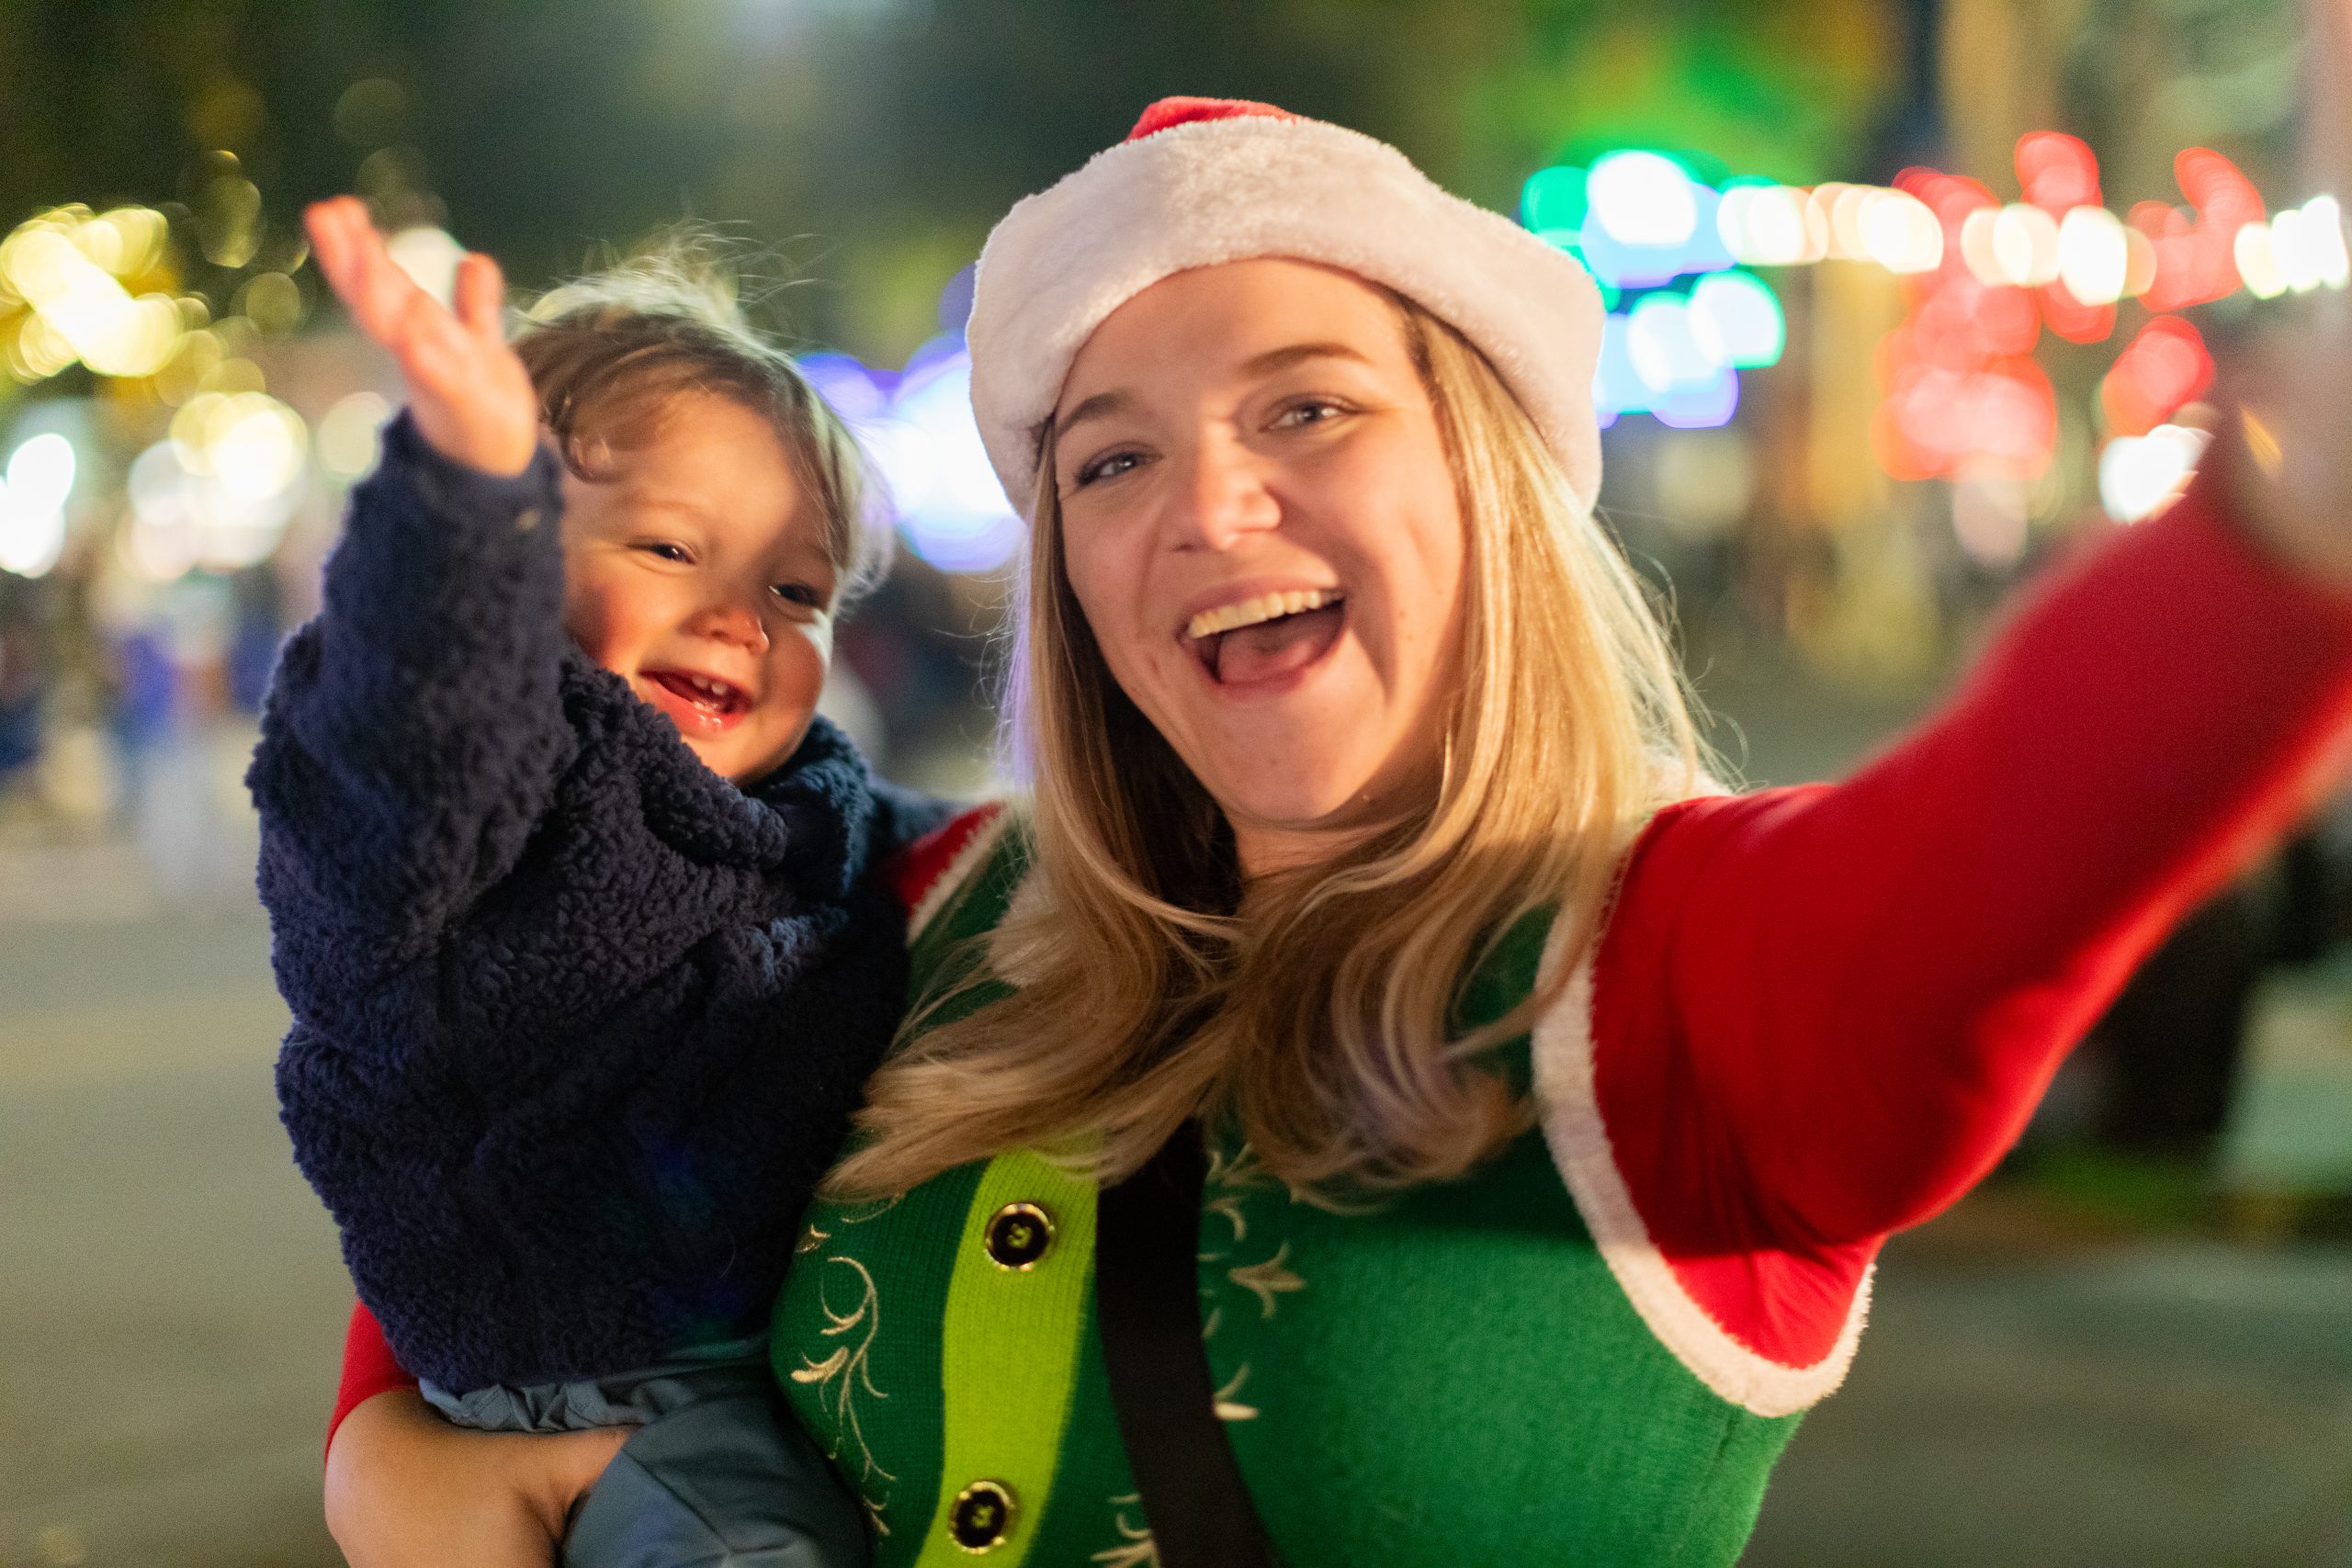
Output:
(1185, 589), (1340, 641)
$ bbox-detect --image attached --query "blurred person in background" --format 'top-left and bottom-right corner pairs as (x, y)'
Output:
(0, 574), (42, 783)
(319, 63), (2352, 1568)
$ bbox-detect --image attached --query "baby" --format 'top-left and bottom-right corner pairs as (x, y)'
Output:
(249, 201), (942, 1566)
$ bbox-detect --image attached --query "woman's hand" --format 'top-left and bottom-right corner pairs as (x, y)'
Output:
(323, 1389), (628, 1568)
(305, 196), (540, 477)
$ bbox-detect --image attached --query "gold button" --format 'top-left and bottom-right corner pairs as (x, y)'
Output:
(949, 1479), (1016, 1552)
(983, 1202), (1054, 1270)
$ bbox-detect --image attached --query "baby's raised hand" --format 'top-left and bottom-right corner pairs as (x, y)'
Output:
(306, 197), (540, 478)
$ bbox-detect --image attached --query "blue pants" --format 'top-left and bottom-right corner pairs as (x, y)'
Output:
(424, 1346), (867, 1568)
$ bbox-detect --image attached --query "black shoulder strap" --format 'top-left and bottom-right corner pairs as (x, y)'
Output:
(1095, 1122), (1282, 1568)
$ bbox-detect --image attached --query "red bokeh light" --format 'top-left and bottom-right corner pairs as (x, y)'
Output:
(2099, 315), (2213, 436)
(2017, 131), (2102, 212)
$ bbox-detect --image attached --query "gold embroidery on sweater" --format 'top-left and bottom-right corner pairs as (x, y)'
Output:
(1091, 1494), (1160, 1567)
(1213, 1363), (1260, 1422)
(789, 1254), (896, 1524)
(1227, 1243), (1305, 1319)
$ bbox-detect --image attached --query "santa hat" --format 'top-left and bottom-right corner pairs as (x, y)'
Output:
(966, 96), (1607, 516)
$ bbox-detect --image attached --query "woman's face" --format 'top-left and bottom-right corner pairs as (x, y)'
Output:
(1051, 259), (1467, 874)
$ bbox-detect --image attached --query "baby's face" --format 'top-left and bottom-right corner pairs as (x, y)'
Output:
(557, 389), (837, 784)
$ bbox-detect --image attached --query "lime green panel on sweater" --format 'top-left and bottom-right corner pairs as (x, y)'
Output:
(910, 1150), (1097, 1567)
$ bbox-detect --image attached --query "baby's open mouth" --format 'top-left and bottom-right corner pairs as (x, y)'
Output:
(1183, 589), (1346, 684)
(646, 669), (751, 727)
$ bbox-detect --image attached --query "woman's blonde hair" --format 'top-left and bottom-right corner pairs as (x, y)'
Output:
(830, 295), (1703, 1202)
(514, 226), (890, 604)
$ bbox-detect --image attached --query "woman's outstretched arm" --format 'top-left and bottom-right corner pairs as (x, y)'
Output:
(1591, 454), (2352, 1368)
(1617, 459), (2352, 1181)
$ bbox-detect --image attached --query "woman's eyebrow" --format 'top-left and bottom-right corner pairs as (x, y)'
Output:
(1055, 388), (1135, 441)
(1054, 342), (1376, 443)
(1238, 341), (1374, 377)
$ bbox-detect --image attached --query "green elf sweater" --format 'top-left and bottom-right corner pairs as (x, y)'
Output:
(774, 811), (1820, 1567)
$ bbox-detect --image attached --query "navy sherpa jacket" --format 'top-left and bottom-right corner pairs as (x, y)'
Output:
(249, 413), (946, 1392)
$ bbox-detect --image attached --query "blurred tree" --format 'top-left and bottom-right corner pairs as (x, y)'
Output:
(0, 0), (1901, 360)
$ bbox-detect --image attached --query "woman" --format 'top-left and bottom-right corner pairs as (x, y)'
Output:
(328, 98), (2352, 1566)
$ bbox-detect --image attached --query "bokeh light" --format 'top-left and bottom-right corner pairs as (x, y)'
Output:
(1589, 151), (1700, 248)
(123, 390), (311, 578)
(2056, 207), (2131, 306)
(386, 227), (464, 307)
(2098, 423), (2208, 523)
(803, 325), (1023, 574)
(317, 391), (394, 480)
(1688, 272), (1786, 368)
(0, 432), (76, 578)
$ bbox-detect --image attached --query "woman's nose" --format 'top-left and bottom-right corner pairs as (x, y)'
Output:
(1168, 433), (1280, 551)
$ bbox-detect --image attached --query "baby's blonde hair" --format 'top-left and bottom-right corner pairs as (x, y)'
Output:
(514, 227), (889, 604)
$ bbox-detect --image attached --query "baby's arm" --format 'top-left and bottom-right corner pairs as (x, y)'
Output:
(249, 200), (568, 987)
(248, 414), (574, 983)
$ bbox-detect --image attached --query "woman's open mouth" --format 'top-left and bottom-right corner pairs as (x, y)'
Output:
(1183, 589), (1347, 688)
(643, 669), (752, 736)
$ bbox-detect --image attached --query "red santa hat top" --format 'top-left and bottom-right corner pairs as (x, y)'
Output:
(967, 96), (1608, 516)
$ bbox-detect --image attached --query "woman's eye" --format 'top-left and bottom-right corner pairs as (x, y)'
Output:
(1072, 450), (1145, 489)
(638, 542), (692, 564)
(1273, 399), (1347, 429)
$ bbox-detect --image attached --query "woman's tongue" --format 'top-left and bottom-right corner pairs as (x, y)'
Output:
(1212, 603), (1344, 685)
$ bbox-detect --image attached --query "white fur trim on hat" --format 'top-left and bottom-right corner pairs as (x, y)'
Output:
(967, 111), (1606, 516)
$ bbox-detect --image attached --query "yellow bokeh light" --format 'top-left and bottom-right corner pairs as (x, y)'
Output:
(97, 208), (171, 278)
(153, 329), (224, 406)
(198, 355), (266, 398)
(0, 206), (185, 380)
(236, 271), (304, 335)
(170, 389), (309, 499)
(318, 390), (394, 480)
(196, 175), (264, 269)
(14, 312), (80, 380)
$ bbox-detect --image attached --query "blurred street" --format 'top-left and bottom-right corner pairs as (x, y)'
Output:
(1, 865), (345, 1568)
(2, 703), (2346, 1568)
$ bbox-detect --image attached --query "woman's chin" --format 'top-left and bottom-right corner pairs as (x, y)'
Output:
(1211, 778), (1403, 864)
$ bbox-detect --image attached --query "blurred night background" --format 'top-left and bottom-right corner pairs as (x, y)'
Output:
(3, 2), (2351, 1564)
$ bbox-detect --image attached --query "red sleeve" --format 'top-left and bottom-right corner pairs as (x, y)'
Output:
(328, 1299), (419, 1456)
(1593, 476), (2352, 1368)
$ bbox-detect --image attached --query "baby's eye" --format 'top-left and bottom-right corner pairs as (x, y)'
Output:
(772, 582), (825, 609)
(637, 542), (693, 564)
